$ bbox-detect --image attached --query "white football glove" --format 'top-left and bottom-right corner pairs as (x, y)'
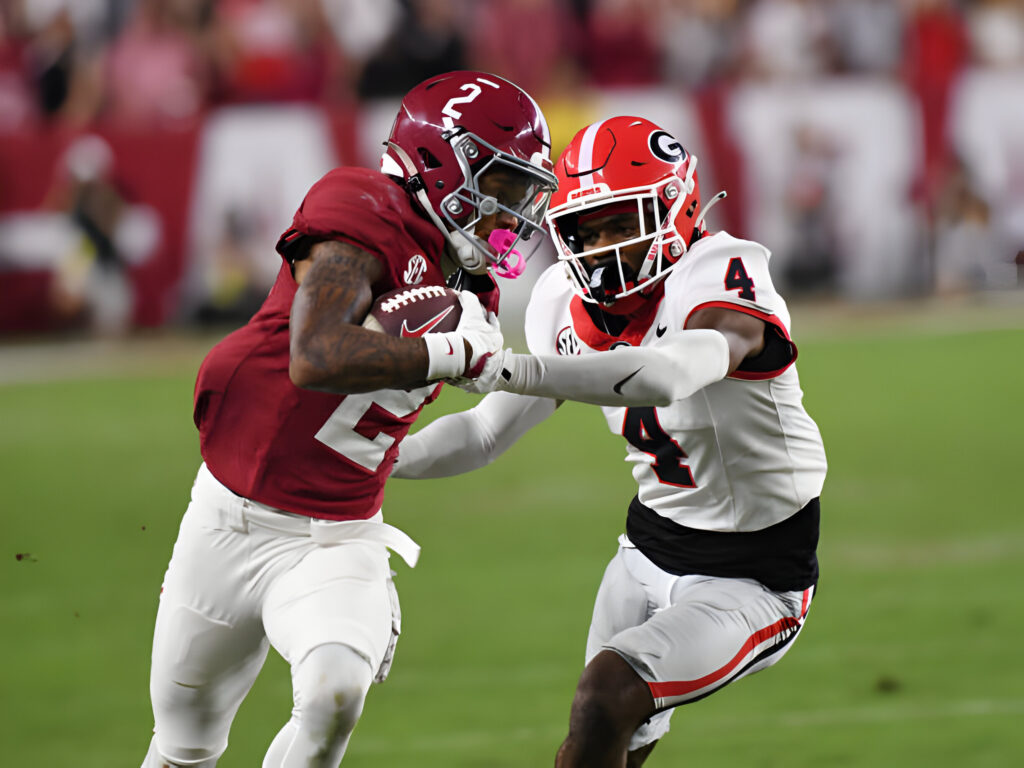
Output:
(423, 290), (504, 381)
(451, 347), (515, 394)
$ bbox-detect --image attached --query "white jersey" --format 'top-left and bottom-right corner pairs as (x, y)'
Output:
(524, 232), (827, 535)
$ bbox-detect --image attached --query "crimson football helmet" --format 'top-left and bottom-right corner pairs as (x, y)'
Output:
(382, 71), (558, 275)
(546, 116), (725, 305)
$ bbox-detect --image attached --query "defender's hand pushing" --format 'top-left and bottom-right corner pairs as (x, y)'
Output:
(425, 290), (503, 381)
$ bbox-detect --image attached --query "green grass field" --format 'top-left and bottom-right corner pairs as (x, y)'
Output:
(2, 301), (1022, 767)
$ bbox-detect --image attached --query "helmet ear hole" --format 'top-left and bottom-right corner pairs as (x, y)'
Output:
(418, 148), (442, 169)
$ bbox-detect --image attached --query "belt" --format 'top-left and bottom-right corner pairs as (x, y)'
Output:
(195, 463), (421, 567)
(308, 517), (420, 568)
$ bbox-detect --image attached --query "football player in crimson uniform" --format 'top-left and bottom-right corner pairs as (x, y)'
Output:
(394, 116), (827, 767)
(140, 71), (557, 768)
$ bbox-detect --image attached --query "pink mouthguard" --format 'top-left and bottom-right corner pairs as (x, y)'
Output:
(488, 229), (526, 279)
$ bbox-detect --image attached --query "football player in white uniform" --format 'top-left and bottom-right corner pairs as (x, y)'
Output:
(393, 116), (827, 767)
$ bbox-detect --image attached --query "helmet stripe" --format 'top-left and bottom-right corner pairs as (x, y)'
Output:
(521, 89), (551, 147)
(576, 119), (607, 189)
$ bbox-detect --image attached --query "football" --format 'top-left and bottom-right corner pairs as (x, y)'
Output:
(363, 285), (462, 337)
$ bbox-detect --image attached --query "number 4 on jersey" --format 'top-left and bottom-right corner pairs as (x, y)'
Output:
(622, 407), (696, 488)
(725, 257), (755, 301)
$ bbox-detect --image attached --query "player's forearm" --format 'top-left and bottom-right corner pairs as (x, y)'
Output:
(289, 239), (434, 392)
(500, 329), (730, 407)
(393, 391), (557, 478)
(290, 318), (432, 393)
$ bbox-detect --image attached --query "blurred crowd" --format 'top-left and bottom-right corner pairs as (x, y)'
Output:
(1, 0), (1023, 335)
(4, 0), (1023, 126)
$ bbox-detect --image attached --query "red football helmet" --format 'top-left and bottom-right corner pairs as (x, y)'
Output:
(546, 116), (725, 305)
(383, 71), (558, 275)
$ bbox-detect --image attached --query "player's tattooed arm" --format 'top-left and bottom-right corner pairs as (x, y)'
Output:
(289, 240), (430, 393)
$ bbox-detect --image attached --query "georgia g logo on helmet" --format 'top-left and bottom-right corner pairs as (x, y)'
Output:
(649, 130), (685, 164)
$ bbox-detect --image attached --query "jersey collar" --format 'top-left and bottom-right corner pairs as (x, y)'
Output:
(569, 284), (665, 350)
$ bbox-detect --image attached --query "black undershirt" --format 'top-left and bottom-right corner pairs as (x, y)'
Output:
(625, 497), (820, 592)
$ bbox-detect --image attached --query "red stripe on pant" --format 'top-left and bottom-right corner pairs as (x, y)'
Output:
(648, 615), (800, 701)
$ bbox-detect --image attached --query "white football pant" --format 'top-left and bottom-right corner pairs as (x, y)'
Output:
(142, 464), (411, 767)
(588, 539), (813, 751)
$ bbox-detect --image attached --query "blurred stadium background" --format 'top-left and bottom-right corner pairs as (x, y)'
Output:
(2, 0), (1023, 766)
(1, 0), (1023, 336)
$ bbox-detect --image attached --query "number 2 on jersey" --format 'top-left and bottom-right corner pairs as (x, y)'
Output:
(315, 387), (432, 472)
(622, 407), (696, 488)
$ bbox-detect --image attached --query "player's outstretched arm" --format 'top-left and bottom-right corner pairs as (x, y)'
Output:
(458, 307), (766, 407)
(392, 391), (558, 479)
(456, 330), (727, 406)
(289, 240), (501, 393)
(686, 305), (768, 373)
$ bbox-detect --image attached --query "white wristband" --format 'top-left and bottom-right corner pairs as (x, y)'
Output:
(423, 332), (466, 380)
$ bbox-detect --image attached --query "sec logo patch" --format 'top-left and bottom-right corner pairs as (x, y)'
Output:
(403, 254), (427, 285)
(556, 326), (581, 356)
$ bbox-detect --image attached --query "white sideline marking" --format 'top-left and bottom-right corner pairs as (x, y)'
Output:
(0, 332), (218, 384)
(348, 698), (1024, 755)
(2, 299), (1022, 385)
(828, 534), (1024, 569)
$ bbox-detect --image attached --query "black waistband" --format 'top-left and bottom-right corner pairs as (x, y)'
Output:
(625, 497), (820, 592)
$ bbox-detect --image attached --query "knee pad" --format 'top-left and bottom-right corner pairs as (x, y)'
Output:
(293, 643), (373, 729)
(143, 734), (221, 767)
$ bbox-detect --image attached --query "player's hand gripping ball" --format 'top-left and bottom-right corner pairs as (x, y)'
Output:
(363, 285), (463, 337)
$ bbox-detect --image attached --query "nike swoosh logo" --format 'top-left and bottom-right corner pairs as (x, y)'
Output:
(400, 306), (456, 338)
(613, 367), (644, 396)
(655, 325), (667, 337)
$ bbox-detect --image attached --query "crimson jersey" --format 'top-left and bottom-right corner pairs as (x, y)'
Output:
(193, 167), (448, 520)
